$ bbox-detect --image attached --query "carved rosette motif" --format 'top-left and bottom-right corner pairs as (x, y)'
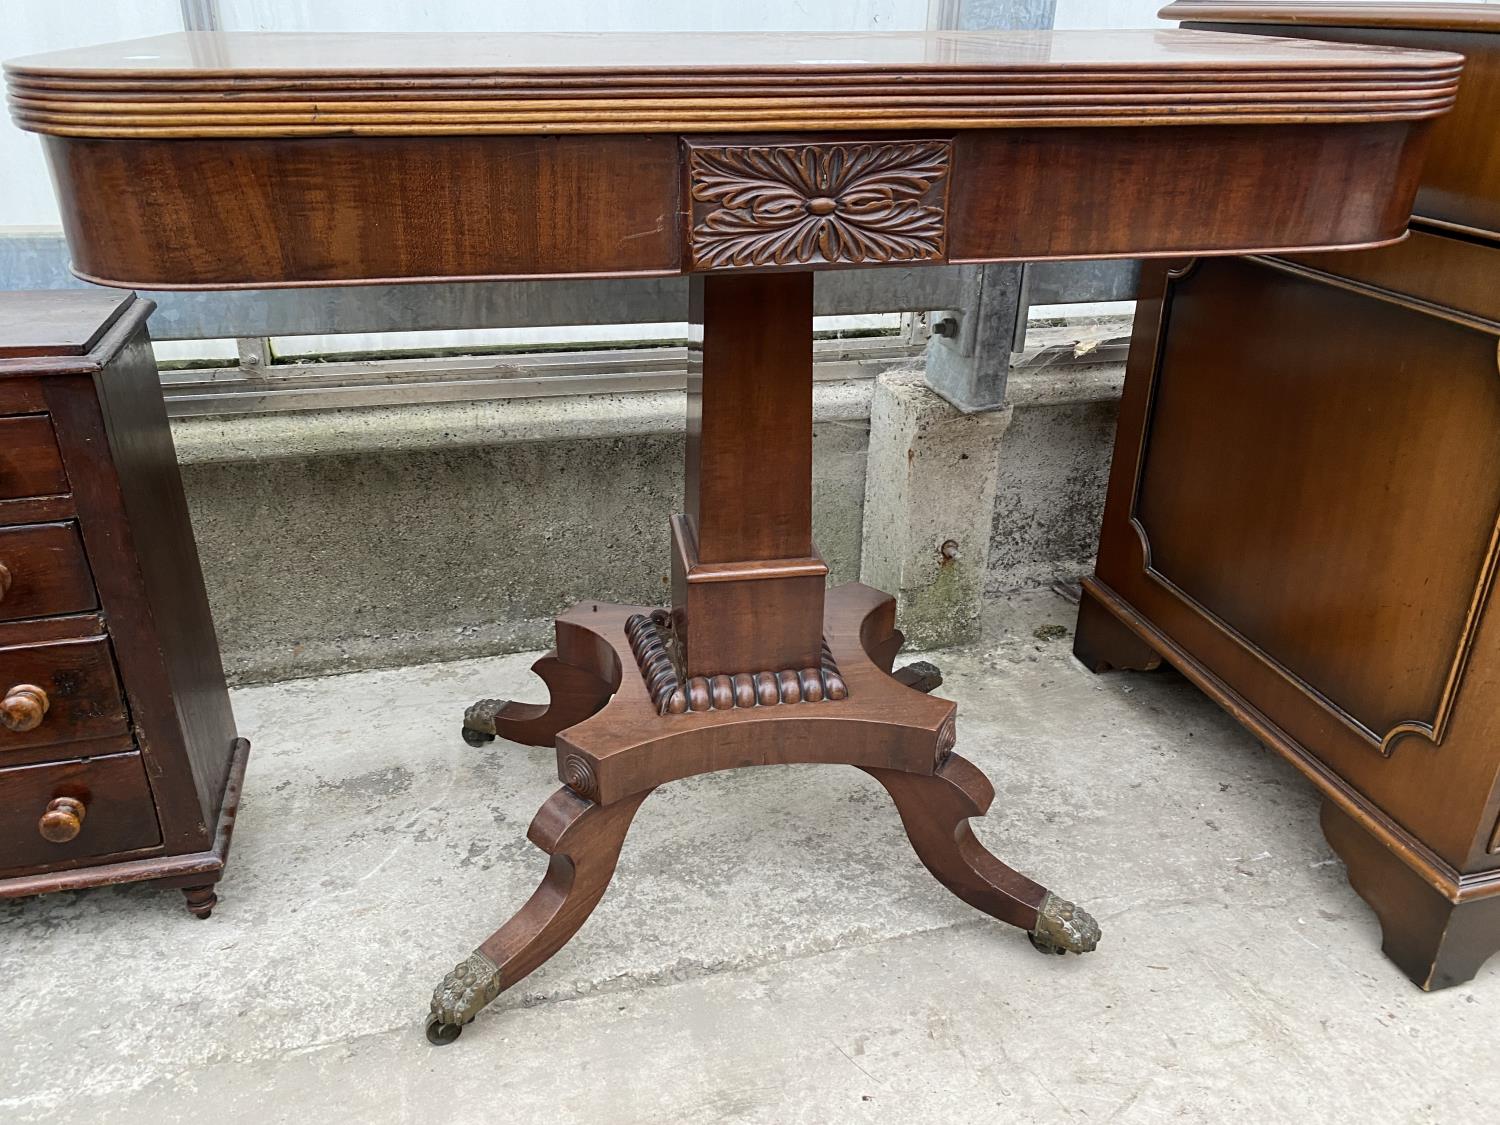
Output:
(562, 754), (599, 801)
(934, 712), (957, 763)
(687, 140), (951, 270)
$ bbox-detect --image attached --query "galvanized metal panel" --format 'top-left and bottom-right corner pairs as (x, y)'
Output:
(1026, 259), (1142, 305)
(1, 232), (1140, 340)
(0, 232), (968, 339)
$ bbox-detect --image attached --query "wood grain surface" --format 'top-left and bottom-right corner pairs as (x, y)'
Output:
(1082, 245), (1500, 989)
(1167, 3), (1500, 239)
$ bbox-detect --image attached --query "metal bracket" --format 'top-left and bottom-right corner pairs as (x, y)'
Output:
(924, 263), (1027, 413)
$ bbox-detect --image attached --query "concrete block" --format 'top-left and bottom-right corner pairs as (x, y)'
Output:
(987, 363), (1124, 593)
(860, 367), (1012, 647)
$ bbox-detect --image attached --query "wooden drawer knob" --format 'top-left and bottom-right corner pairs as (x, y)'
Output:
(38, 796), (87, 844)
(1, 683), (50, 732)
(0, 560), (11, 602)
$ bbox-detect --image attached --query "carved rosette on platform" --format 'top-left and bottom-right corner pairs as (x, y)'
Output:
(686, 140), (951, 270)
(625, 610), (847, 714)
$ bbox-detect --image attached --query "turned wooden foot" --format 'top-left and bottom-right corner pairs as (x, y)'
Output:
(461, 645), (617, 748)
(1073, 582), (1164, 673)
(863, 753), (1100, 952)
(426, 786), (650, 1043)
(1321, 802), (1500, 990)
(181, 885), (218, 919)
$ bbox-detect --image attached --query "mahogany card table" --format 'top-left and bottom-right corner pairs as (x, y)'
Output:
(4, 29), (1460, 1043)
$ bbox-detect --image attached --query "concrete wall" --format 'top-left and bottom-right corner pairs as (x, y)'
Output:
(177, 383), (874, 683)
(175, 366), (1123, 684)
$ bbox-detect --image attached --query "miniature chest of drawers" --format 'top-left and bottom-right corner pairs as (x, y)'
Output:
(0, 289), (247, 916)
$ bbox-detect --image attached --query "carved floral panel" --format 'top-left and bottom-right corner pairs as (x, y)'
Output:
(685, 140), (952, 270)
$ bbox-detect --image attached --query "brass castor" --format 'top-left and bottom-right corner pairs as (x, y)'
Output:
(461, 725), (497, 747)
(1028, 930), (1067, 955)
(425, 1016), (464, 1045)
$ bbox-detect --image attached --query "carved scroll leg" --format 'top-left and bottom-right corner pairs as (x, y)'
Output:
(862, 753), (1101, 955)
(462, 650), (615, 748)
(426, 786), (651, 1044)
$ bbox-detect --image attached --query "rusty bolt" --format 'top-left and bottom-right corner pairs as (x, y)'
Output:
(940, 539), (960, 562)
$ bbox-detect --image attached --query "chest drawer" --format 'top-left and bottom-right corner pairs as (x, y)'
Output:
(0, 522), (96, 623)
(0, 416), (69, 501)
(0, 751), (160, 872)
(0, 636), (128, 753)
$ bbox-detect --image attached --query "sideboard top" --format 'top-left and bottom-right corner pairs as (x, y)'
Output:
(1162, 3), (1500, 33)
(5, 29), (1462, 137)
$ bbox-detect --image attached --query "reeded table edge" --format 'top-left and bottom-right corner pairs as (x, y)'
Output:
(3, 28), (1464, 137)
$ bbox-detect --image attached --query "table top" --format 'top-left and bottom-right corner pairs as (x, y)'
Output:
(6, 29), (1461, 136)
(7, 29), (1464, 287)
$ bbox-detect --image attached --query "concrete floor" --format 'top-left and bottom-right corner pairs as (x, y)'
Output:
(1, 590), (1495, 1124)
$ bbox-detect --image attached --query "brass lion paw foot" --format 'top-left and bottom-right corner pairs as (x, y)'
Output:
(1027, 893), (1102, 955)
(460, 698), (505, 746)
(426, 950), (503, 1045)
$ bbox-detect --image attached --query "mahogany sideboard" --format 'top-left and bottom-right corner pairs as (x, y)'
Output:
(3, 28), (1460, 1041)
(0, 289), (248, 916)
(1077, 2), (1500, 989)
